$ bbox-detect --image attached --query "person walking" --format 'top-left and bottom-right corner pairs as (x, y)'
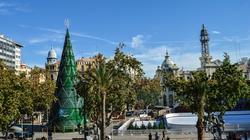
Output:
(149, 133), (152, 140)
(155, 132), (159, 140)
(162, 131), (165, 140)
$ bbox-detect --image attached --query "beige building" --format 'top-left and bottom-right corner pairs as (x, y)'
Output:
(18, 63), (32, 77)
(237, 57), (250, 81)
(76, 57), (96, 74)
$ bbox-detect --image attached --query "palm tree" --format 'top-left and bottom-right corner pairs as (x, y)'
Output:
(90, 61), (113, 140)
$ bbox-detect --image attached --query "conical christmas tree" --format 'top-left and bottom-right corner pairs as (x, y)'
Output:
(49, 28), (84, 132)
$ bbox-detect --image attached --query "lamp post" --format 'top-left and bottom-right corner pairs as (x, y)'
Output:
(31, 112), (34, 140)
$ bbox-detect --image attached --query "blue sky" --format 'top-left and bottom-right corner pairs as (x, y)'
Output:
(1, 0), (250, 77)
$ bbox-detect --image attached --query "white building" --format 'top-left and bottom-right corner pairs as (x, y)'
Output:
(157, 51), (179, 107)
(157, 25), (222, 108)
(237, 57), (250, 81)
(0, 34), (23, 70)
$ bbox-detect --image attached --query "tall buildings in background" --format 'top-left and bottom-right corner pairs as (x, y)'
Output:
(157, 24), (250, 108)
(0, 34), (22, 70)
(46, 47), (97, 81)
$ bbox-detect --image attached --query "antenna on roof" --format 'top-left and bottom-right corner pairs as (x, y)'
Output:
(64, 19), (70, 29)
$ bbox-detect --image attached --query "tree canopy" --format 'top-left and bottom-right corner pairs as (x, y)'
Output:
(77, 44), (144, 129)
(0, 62), (55, 134)
(163, 54), (249, 140)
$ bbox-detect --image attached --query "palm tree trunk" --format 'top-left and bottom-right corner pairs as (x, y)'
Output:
(197, 117), (204, 140)
(197, 96), (205, 140)
(101, 92), (106, 140)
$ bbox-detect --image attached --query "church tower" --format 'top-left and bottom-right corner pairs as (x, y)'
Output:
(199, 24), (212, 69)
(46, 47), (59, 81)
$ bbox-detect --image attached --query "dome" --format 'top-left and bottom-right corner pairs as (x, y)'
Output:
(162, 58), (174, 70)
(48, 48), (57, 59)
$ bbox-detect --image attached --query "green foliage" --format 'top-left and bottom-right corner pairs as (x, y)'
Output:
(127, 123), (134, 129)
(135, 77), (161, 109)
(153, 122), (158, 129)
(76, 44), (144, 126)
(140, 123), (146, 129)
(159, 121), (165, 129)
(206, 54), (248, 114)
(0, 61), (56, 133)
(147, 122), (152, 129)
(30, 67), (56, 111)
(162, 54), (249, 140)
(134, 123), (139, 130)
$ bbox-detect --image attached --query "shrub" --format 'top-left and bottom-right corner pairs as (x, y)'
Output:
(153, 122), (158, 129)
(141, 123), (146, 129)
(147, 122), (152, 129)
(134, 123), (139, 130)
(128, 123), (134, 129)
(159, 121), (165, 129)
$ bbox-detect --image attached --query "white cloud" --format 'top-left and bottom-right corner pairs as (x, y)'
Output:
(20, 25), (117, 45)
(29, 38), (48, 44)
(135, 46), (168, 61)
(212, 30), (221, 34)
(131, 35), (144, 48)
(28, 34), (64, 44)
(0, 2), (29, 15)
(134, 45), (203, 77)
(71, 32), (117, 45)
(134, 46), (172, 77)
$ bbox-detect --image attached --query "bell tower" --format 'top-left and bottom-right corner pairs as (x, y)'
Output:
(199, 24), (212, 69)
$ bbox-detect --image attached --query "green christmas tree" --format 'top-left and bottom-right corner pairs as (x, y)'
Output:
(49, 28), (84, 132)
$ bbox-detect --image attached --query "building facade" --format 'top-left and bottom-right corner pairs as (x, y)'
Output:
(46, 48), (98, 81)
(18, 63), (32, 78)
(0, 34), (23, 70)
(76, 57), (96, 74)
(157, 51), (179, 107)
(158, 24), (223, 108)
(237, 57), (250, 81)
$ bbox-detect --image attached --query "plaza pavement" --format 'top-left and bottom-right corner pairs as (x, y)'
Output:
(32, 132), (215, 140)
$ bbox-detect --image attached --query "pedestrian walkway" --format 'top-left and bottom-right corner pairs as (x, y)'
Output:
(30, 132), (215, 140)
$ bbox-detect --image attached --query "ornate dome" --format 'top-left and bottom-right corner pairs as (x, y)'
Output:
(48, 48), (57, 59)
(161, 51), (176, 72)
